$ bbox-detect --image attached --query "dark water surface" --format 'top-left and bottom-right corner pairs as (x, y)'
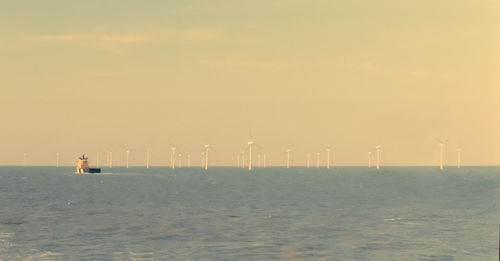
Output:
(0, 166), (498, 260)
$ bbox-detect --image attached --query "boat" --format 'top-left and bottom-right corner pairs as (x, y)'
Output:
(76, 154), (101, 174)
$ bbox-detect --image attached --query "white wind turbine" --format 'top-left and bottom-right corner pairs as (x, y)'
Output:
(125, 148), (130, 168)
(258, 154), (261, 167)
(201, 151), (205, 169)
(263, 154), (267, 168)
(368, 151), (372, 168)
(457, 148), (461, 168)
(285, 149), (292, 168)
(436, 138), (448, 170)
(241, 151), (246, 168)
(375, 145), (381, 170)
(325, 147), (332, 169)
(203, 144), (214, 170)
(170, 144), (177, 169)
(23, 152), (27, 167)
(237, 154), (240, 167)
(187, 153), (191, 168)
(96, 152), (99, 168)
(306, 153), (310, 168)
(146, 147), (151, 169)
(316, 152), (320, 168)
(247, 141), (262, 171)
(178, 153), (183, 168)
(56, 152), (60, 168)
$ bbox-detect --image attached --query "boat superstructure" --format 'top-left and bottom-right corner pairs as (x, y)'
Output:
(76, 154), (101, 174)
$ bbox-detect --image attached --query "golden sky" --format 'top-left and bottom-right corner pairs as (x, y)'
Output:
(0, 0), (498, 166)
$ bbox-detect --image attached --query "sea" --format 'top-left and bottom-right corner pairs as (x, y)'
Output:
(0, 166), (498, 260)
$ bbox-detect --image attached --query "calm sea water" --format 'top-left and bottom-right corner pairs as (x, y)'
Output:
(0, 166), (498, 260)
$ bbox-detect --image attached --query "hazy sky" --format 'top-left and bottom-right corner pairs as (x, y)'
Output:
(1, 0), (498, 166)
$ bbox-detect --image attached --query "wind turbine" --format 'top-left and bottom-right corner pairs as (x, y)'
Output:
(325, 147), (331, 169)
(170, 144), (177, 169)
(187, 153), (191, 168)
(146, 147), (151, 169)
(247, 141), (261, 171)
(368, 151), (372, 168)
(23, 152), (26, 167)
(201, 151), (205, 169)
(241, 151), (245, 168)
(56, 152), (60, 168)
(203, 144), (214, 170)
(375, 145), (381, 170)
(125, 149), (130, 168)
(457, 148), (461, 168)
(306, 153), (310, 168)
(258, 154), (261, 167)
(178, 153), (182, 168)
(316, 152), (320, 168)
(436, 138), (448, 170)
(263, 154), (267, 168)
(285, 149), (291, 168)
(237, 154), (240, 167)
(110, 151), (113, 168)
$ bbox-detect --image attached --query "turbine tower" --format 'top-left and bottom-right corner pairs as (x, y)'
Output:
(306, 153), (310, 168)
(436, 138), (448, 170)
(263, 154), (267, 168)
(110, 151), (113, 168)
(368, 151), (372, 168)
(204, 144), (213, 170)
(285, 149), (291, 168)
(237, 154), (240, 167)
(376, 145), (381, 170)
(96, 152), (99, 168)
(178, 153), (182, 168)
(146, 148), (151, 169)
(201, 152), (205, 169)
(258, 154), (261, 167)
(125, 149), (130, 168)
(170, 145), (177, 169)
(23, 152), (26, 167)
(187, 153), (191, 168)
(241, 151), (245, 168)
(56, 152), (60, 168)
(325, 147), (331, 169)
(457, 148), (461, 168)
(316, 152), (320, 168)
(247, 141), (261, 171)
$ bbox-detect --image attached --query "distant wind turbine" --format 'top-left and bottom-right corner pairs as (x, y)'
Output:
(376, 145), (381, 170)
(204, 144), (214, 170)
(187, 153), (191, 168)
(125, 149), (130, 168)
(316, 152), (320, 168)
(146, 148), (151, 169)
(23, 152), (26, 167)
(170, 145), (177, 169)
(306, 153), (310, 168)
(263, 154), (267, 168)
(436, 138), (448, 170)
(247, 141), (261, 171)
(237, 154), (240, 167)
(368, 151), (372, 168)
(457, 148), (461, 168)
(258, 154), (261, 167)
(285, 149), (291, 168)
(178, 153), (182, 168)
(201, 151), (205, 169)
(110, 151), (113, 168)
(96, 152), (99, 168)
(325, 147), (331, 169)
(241, 151), (245, 168)
(56, 152), (60, 168)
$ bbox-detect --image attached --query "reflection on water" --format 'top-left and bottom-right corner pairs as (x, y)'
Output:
(0, 166), (498, 260)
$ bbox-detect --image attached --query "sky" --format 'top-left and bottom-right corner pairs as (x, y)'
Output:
(0, 0), (499, 166)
